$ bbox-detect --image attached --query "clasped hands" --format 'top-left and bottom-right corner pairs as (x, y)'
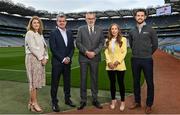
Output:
(108, 61), (120, 69)
(41, 58), (48, 66)
(63, 57), (70, 64)
(85, 51), (96, 59)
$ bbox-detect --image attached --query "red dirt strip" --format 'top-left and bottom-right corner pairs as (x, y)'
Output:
(51, 49), (180, 114)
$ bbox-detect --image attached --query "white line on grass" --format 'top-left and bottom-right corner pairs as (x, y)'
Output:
(0, 66), (80, 75)
(0, 59), (106, 74)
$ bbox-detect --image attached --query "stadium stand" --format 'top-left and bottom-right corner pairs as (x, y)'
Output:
(1, 13), (179, 36)
(0, 36), (24, 47)
(0, 0), (179, 57)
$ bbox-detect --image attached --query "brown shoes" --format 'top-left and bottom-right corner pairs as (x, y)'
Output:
(129, 102), (152, 114)
(145, 106), (152, 114)
(129, 102), (141, 109)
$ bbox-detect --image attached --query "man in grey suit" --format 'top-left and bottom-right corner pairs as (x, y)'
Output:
(76, 12), (105, 110)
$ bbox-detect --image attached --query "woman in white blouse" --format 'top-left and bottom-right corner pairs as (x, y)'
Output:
(25, 16), (48, 112)
(105, 23), (127, 111)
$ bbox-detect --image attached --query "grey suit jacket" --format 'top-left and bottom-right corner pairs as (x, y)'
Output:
(76, 25), (105, 62)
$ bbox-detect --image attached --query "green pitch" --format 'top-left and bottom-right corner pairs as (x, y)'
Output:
(0, 47), (144, 92)
(0, 47), (145, 113)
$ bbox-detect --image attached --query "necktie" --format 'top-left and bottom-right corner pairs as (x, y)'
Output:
(90, 27), (93, 35)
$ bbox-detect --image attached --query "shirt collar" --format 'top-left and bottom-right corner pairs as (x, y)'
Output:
(88, 25), (94, 30)
(58, 27), (66, 32)
(137, 22), (146, 28)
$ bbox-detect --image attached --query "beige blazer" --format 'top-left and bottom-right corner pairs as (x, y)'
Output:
(25, 30), (48, 60)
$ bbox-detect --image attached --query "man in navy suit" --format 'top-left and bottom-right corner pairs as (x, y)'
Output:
(49, 13), (75, 112)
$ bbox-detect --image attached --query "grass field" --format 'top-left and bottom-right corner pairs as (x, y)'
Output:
(0, 47), (144, 92)
(0, 80), (112, 113)
(0, 47), (144, 113)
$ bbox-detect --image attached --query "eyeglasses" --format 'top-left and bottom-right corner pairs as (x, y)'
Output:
(86, 18), (95, 20)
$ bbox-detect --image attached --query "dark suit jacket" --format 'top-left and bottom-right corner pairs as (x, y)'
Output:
(49, 28), (74, 65)
(76, 25), (105, 62)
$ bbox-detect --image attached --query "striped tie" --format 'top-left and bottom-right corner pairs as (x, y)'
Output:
(90, 27), (93, 35)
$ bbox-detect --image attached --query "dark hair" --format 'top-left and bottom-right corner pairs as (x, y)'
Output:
(85, 12), (96, 18)
(134, 9), (147, 16)
(56, 13), (67, 20)
(106, 23), (123, 48)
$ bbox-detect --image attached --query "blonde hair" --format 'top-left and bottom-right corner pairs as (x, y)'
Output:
(27, 16), (44, 35)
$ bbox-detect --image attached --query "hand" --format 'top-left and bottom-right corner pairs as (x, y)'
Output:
(64, 57), (70, 64)
(88, 51), (96, 59)
(41, 58), (48, 66)
(85, 51), (91, 58)
(113, 61), (120, 67)
(108, 62), (115, 69)
(86, 51), (95, 59)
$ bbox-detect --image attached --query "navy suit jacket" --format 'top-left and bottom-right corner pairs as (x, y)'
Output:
(49, 28), (74, 65)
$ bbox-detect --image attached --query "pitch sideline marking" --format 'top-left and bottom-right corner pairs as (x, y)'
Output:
(0, 66), (80, 74)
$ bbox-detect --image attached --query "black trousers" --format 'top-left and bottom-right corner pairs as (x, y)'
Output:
(131, 57), (154, 107)
(107, 70), (125, 101)
(51, 63), (71, 105)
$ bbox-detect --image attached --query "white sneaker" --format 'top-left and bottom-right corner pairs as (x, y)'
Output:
(110, 100), (117, 109)
(120, 102), (125, 111)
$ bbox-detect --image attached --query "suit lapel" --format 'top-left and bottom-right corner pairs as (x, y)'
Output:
(90, 26), (97, 42)
(85, 26), (91, 38)
(85, 25), (94, 42)
(92, 26), (97, 38)
(56, 29), (67, 47)
(66, 30), (71, 47)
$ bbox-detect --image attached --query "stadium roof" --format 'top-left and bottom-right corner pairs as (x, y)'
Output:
(65, 9), (156, 19)
(165, 0), (180, 12)
(0, 0), (179, 20)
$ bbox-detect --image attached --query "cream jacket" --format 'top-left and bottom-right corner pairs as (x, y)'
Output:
(25, 30), (48, 60)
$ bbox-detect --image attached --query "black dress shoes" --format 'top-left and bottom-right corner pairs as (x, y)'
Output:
(52, 104), (60, 112)
(77, 102), (86, 110)
(65, 99), (76, 107)
(92, 100), (103, 109)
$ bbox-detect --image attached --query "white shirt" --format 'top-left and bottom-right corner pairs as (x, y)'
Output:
(58, 27), (68, 46)
(111, 38), (116, 53)
(137, 22), (146, 33)
(88, 25), (94, 34)
(58, 27), (70, 63)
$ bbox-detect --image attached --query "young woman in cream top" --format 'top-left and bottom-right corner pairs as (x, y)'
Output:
(105, 23), (127, 111)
